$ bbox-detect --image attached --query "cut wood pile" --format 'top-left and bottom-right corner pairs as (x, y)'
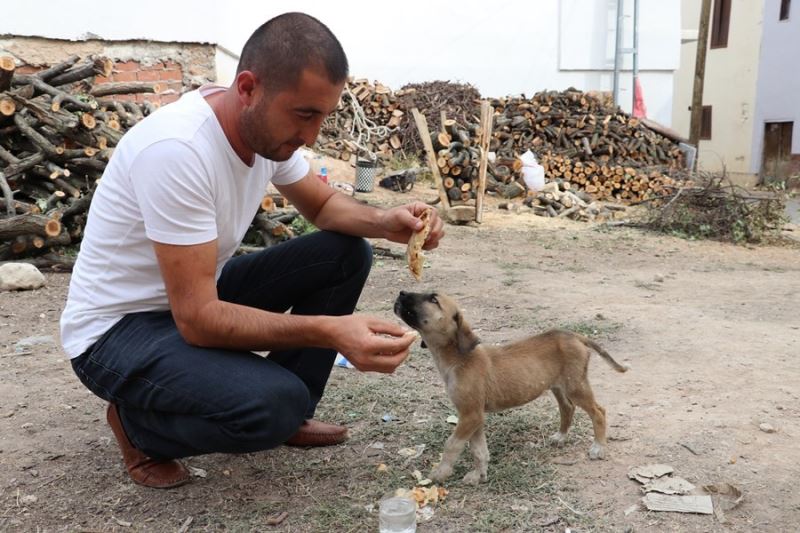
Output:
(488, 89), (685, 203)
(0, 54), (165, 264)
(432, 118), (484, 204)
(500, 180), (627, 222)
(315, 80), (687, 208)
(316, 79), (481, 165)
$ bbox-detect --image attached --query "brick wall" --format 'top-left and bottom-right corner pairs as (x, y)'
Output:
(14, 59), (186, 106)
(1, 36), (216, 107)
(94, 60), (185, 105)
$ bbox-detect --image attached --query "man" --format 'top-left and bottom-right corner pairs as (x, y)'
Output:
(60, 12), (443, 489)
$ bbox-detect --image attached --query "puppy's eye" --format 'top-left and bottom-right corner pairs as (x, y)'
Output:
(430, 295), (439, 305)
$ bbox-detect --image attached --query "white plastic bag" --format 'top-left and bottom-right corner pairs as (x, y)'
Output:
(519, 150), (545, 192)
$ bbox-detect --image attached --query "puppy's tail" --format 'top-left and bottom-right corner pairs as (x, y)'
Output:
(576, 335), (629, 373)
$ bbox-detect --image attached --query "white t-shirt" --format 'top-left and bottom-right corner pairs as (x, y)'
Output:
(60, 86), (309, 359)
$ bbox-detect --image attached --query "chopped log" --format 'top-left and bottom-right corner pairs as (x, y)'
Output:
(261, 195), (275, 212)
(0, 197), (38, 215)
(0, 252), (75, 271)
(89, 82), (163, 98)
(0, 56), (14, 92)
(251, 212), (293, 246)
(47, 56), (113, 87)
(0, 96), (15, 117)
(12, 74), (97, 112)
(80, 113), (97, 130)
(446, 205), (476, 224)
(0, 214), (62, 240)
(641, 118), (689, 145)
(499, 180), (526, 199)
(33, 55), (80, 83)
(13, 113), (61, 156)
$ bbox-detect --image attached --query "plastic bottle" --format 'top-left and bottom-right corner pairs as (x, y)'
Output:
(379, 496), (416, 533)
(519, 150), (545, 192)
(318, 166), (328, 184)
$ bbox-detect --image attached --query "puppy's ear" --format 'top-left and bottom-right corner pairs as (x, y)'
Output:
(454, 312), (480, 356)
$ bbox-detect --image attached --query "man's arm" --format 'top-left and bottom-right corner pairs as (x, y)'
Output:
(152, 238), (413, 373)
(276, 171), (444, 248)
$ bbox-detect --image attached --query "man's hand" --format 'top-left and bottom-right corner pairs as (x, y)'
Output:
(379, 202), (444, 250)
(330, 314), (417, 373)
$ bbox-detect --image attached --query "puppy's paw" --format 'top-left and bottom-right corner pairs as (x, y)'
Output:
(588, 442), (606, 460)
(430, 464), (453, 482)
(462, 470), (484, 485)
(549, 432), (567, 447)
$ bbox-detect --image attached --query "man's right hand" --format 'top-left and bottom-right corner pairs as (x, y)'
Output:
(330, 315), (417, 373)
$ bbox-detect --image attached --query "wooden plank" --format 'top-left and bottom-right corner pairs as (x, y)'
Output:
(411, 107), (450, 208)
(475, 100), (494, 223)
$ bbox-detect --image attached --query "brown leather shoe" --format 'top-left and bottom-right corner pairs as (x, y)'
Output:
(106, 404), (190, 489)
(284, 419), (348, 447)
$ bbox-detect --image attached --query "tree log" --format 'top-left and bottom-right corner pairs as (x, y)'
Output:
(12, 74), (96, 112)
(0, 56), (15, 92)
(89, 82), (163, 97)
(0, 214), (62, 240)
(47, 56), (113, 87)
(34, 54), (80, 83)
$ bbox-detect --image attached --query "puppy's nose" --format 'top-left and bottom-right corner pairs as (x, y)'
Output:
(399, 290), (407, 297)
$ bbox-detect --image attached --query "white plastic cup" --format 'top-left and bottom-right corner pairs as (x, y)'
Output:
(379, 496), (416, 533)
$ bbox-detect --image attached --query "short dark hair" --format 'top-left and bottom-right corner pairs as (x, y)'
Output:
(237, 12), (349, 93)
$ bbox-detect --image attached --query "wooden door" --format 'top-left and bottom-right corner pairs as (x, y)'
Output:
(761, 122), (793, 184)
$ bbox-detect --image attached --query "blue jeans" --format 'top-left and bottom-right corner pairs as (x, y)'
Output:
(71, 231), (372, 460)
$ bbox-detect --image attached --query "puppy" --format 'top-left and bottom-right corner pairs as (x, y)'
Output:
(394, 291), (628, 485)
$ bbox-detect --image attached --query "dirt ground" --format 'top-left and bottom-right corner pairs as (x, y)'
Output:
(1, 175), (799, 532)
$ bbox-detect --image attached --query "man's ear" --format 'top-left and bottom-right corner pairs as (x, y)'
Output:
(235, 70), (258, 105)
(454, 312), (480, 355)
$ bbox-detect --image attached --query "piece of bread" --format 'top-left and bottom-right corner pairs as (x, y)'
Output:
(407, 208), (433, 281)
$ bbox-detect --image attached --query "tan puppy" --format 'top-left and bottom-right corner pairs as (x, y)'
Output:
(393, 291), (628, 485)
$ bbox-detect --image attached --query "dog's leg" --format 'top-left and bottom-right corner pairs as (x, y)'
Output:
(431, 414), (483, 482)
(568, 387), (608, 460)
(549, 387), (575, 447)
(462, 427), (489, 485)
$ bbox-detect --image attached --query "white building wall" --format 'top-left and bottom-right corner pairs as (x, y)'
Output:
(672, 0), (701, 138)
(1, 0), (680, 125)
(699, 0), (764, 179)
(751, 0), (800, 173)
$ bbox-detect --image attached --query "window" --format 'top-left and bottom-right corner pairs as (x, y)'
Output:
(700, 106), (713, 140)
(780, 0), (791, 20)
(711, 0), (731, 48)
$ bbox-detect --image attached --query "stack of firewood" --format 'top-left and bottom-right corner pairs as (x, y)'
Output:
(316, 78), (406, 164)
(488, 89), (684, 202)
(430, 118), (483, 204)
(0, 54), (163, 262)
(316, 79), (481, 165)
(539, 155), (677, 202)
(500, 181), (626, 222)
(315, 81), (686, 205)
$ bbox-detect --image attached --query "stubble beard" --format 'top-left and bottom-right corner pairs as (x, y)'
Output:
(239, 105), (291, 162)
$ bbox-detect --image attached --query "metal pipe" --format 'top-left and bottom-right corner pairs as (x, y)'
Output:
(613, 0), (624, 106)
(632, 0), (640, 111)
